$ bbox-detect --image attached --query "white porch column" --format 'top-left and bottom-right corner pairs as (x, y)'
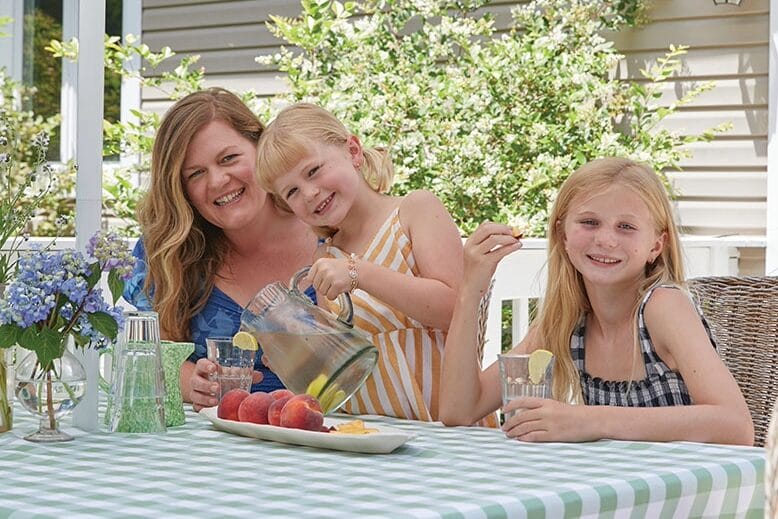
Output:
(71, 0), (106, 432)
(0, 1), (24, 82)
(120, 0), (142, 167)
(768, 0), (778, 274)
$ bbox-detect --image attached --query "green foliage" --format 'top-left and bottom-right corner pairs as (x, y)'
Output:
(18, 0), (726, 239)
(256, 0), (727, 234)
(23, 8), (62, 160)
(46, 33), (207, 234)
(0, 71), (72, 282)
(99, 35), (206, 233)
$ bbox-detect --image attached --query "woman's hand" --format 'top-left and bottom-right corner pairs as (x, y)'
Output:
(187, 358), (263, 412)
(188, 358), (218, 412)
(502, 397), (594, 442)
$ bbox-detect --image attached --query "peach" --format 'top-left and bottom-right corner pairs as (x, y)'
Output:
(269, 389), (294, 400)
(218, 388), (250, 420)
(237, 391), (273, 424)
(280, 394), (324, 431)
(268, 395), (294, 426)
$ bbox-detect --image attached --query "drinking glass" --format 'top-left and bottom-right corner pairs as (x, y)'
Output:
(108, 311), (166, 433)
(102, 311), (163, 427)
(498, 353), (554, 421)
(206, 337), (257, 405)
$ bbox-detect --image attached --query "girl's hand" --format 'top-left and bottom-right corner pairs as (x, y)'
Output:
(307, 257), (353, 301)
(463, 222), (522, 291)
(501, 397), (593, 442)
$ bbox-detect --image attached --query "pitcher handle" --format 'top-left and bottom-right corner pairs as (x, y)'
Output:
(290, 266), (355, 326)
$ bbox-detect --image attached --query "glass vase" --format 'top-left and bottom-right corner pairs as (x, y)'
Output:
(15, 349), (87, 442)
(0, 347), (12, 433)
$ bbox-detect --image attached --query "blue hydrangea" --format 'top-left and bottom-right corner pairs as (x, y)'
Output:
(0, 231), (136, 351)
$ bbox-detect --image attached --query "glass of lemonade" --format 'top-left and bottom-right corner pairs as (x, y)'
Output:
(498, 351), (554, 421)
(206, 337), (257, 401)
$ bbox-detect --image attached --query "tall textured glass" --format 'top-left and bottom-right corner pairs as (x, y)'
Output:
(0, 347), (12, 433)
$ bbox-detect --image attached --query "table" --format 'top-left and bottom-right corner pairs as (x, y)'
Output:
(0, 403), (765, 518)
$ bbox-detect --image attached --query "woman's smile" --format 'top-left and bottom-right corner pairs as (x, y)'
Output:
(214, 187), (245, 206)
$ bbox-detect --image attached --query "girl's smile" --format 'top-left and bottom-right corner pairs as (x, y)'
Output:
(313, 193), (335, 215)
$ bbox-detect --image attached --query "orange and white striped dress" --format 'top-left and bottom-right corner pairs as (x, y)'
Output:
(322, 207), (496, 427)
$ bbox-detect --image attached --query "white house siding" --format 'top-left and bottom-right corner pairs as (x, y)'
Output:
(610, 0), (769, 274)
(140, 0), (297, 115)
(141, 0), (769, 273)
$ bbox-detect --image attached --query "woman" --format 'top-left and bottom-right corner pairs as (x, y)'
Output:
(124, 88), (318, 411)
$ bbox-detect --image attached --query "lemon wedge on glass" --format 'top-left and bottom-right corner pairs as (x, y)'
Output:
(232, 331), (258, 351)
(528, 349), (553, 384)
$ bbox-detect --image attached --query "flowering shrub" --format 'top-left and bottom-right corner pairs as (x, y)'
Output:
(0, 231), (135, 370)
(0, 63), (78, 236)
(0, 100), (59, 282)
(256, 0), (727, 234)
(30, 0), (726, 236)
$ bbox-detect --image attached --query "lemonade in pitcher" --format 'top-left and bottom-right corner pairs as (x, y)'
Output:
(240, 268), (378, 414)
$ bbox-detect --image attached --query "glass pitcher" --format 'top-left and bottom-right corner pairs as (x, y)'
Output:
(240, 267), (378, 414)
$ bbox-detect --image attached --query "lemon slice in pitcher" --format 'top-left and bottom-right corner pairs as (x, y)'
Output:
(232, 331), (258, 351)
(305, 374), (328, 398)
(528, 349), (553, 384)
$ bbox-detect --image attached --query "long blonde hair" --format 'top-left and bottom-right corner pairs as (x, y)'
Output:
(538, 157), (685, 403)
(256, 103), (393, 237)
(137, 87), (264, 340)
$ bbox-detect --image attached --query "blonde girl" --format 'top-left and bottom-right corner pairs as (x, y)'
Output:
(439, 157), (753, 444)
(256, 103), (481, 423)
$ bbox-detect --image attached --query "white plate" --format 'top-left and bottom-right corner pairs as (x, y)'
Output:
(199, 407), (416, 454)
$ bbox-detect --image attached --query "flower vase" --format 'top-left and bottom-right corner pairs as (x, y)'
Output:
(0, 347), (12, 433)
(15, 349), (87, 442)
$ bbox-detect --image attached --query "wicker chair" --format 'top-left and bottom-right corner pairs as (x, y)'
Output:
(687, 276), (778, 447)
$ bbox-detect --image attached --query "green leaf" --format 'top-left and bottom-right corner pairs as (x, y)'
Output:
(88, 312), (119, 341)
(0, 324), (19, 348)
(87, 261), (102, 288)
(18, 327), (44, 352)
(108, 269), (125, 305)
(36, 328), (66, 370)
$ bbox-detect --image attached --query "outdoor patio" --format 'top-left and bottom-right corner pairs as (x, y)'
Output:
(0, 1), (776, 517)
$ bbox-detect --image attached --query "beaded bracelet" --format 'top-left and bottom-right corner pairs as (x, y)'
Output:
(347, 253), (359, 292)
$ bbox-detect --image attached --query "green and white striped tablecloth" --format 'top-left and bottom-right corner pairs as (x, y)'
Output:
(0, 403), (765, 518)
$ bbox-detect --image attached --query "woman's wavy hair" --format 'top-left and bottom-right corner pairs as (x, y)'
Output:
(255, 103), (393, 237)
(538, 157), (685, 404)
(137, 87), (264, 340)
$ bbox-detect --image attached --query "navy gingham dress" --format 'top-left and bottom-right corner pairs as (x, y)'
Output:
(573, 284), (715, 407)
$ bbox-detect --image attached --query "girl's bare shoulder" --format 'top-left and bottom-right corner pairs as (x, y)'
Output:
(643, 286), (696, 324)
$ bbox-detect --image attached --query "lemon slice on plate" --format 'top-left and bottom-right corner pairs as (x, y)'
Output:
(528, 349), (553, 384)
(232, 331), (258, 351)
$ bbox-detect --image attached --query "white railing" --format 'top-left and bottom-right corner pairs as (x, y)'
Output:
(7, 235), (768, 368)
(482, 235), (768, 369)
